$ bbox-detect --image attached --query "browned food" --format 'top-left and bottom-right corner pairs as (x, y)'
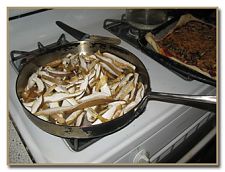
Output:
(145, 14), (216, 79)
(20, 51), (144, 127)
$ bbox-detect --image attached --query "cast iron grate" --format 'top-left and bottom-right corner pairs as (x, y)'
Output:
(65, 137), (101, 152)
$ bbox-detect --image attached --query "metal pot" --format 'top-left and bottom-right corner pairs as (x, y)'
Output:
(126, 9), (168, 30)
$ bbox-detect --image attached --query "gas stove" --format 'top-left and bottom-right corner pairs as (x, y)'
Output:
(9, 9), (216, 163)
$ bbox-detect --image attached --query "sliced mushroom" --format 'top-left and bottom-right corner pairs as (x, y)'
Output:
(44, 91), (84, 103)
(45, 66), (71, 77)
(23, 101), (35, 107)
(123, 94), (130, 102)
(103, 52), (136, 71)
(24, 106), (32, 111)
(49, 114), (65, 125)
(26, 73), (37, 90)
(41, 74), (67, 85)
(123, 83), (144, 114)
(100, 83), (111, 96)
(49, 102), (59, 108)
(85, 107), (98, 122)
(92, 105), (117, 125)
(100, 62), (118, 76)
(115, 79), (134, 100)
(78, 92), (110, 103)
(66, 110), (83, 126)
(45, 59), (62, 68)
(37, 115), (49, 121)
(129, 73), (139, 101)
(87, 59), (98, 71)
(31, 95), (43, 114)
(80, 75), (89, 91)
(75, 112), (85, 126)
(112, 109), (123, 119)
(62, 99), (73, 107)
(36, 93), (114, 116)
(67, 98), (78, 106)
(68, 86), (75, 94)
(108, 100), (126, 107)
(22, 50), (144, 126)
(88, 68), (96, 82)
(85, 54), (97, 62)
(41, 78), (55, 87)
(95, 52), (123, 75)
(95, 72), (108, 91)
(74, 76), (88, 100)
(62, 57), (70, 67)
(95, 63), (101, 79)
(79, 55), (88, 72)
(32, 77), (45, 93)
(43, 84), (57, 96)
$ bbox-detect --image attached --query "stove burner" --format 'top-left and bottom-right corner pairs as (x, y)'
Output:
(10, 34), (69, 72)
(128, 27), (139, 39)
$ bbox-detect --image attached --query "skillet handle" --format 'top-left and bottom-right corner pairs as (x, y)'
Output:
(148, 91), (216, 112)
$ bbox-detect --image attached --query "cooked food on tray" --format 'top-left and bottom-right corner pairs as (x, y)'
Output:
(145, 14), (216, 79)
(20, 51), (144, 126)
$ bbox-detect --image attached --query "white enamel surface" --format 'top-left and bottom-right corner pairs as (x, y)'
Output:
(9, 9), (215, 163)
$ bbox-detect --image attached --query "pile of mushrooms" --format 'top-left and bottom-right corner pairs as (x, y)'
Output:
(21, 51), (144, 126)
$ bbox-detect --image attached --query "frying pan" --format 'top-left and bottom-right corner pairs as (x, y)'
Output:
(15, 23), (216, 139)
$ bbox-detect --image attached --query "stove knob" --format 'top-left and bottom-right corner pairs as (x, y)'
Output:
(133, 150), (150, 163)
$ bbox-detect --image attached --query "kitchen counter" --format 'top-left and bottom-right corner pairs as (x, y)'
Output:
(9, 118), (33, 164)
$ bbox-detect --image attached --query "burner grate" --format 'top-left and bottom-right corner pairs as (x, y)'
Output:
(10, 34), (69, 72)
(65, 137), (101, 152)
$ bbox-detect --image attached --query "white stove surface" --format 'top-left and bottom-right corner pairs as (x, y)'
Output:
(9, 9), (215, 163)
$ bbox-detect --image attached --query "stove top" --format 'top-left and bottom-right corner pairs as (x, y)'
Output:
(9, 9), (215, 163)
